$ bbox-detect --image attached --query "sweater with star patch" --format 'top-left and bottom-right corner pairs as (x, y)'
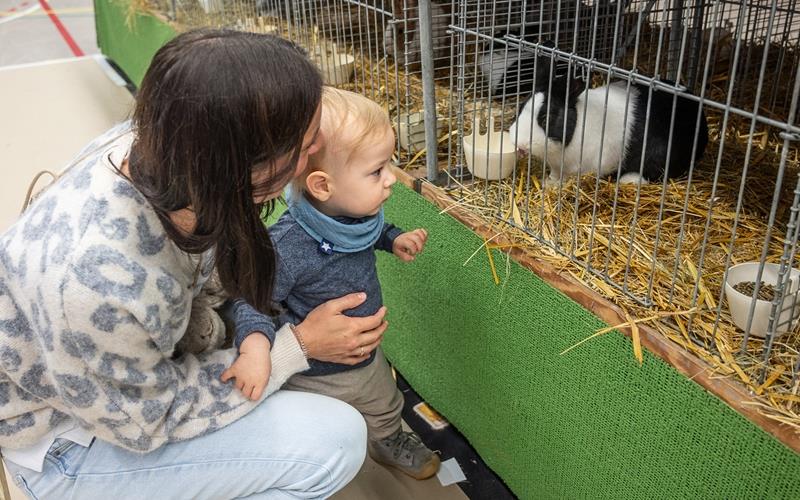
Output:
(230, 210), (402, 376)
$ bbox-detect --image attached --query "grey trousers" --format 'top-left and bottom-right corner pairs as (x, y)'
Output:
(283, 347), (404, 441)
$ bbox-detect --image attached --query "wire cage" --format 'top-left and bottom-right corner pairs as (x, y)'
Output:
(443, 0), (800, 420)
(157, 0), (456, 159)
(141, 0), (800, 431)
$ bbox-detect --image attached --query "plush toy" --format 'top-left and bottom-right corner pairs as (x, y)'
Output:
(175, 271), (229, 356)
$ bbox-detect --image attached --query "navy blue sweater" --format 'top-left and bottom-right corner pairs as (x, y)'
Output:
(225, 210), (403, 375)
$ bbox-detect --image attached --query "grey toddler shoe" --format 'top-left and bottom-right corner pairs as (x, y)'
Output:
(368, 429), (441, 480)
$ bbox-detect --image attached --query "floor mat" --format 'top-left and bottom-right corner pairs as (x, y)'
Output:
(397, 373), (516, 500)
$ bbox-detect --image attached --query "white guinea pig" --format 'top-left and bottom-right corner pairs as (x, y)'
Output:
(508, 67), (709, 185)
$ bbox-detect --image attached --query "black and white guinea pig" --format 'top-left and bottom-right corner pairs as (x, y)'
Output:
(507, 69), (709, 185)
(479, 36), (547, 98)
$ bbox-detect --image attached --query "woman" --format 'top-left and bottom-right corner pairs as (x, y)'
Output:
(0, 29), (386, 499)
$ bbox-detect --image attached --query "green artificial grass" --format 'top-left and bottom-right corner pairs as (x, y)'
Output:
(378, 183), (800, 499)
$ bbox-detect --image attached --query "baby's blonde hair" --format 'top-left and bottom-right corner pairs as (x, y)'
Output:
(295, 87), (392, 192)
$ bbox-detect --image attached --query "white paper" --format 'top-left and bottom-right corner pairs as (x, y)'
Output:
(436, 457), (467, 486)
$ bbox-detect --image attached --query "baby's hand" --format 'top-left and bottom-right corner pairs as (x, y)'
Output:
(221, 333), (272, 401)
(392, 229), (428, 262)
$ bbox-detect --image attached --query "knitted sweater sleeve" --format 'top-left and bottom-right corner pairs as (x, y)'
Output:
(56, 241), (309, 452)
(223, 299), (278, 349)
(0, 131), (309, 452)
(223, 239), (298, 349)
(375, 222), (404, 253)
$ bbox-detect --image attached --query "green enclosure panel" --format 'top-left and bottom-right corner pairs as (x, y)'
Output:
(378, 184), (800, 499)
(95, 0), (176, 86)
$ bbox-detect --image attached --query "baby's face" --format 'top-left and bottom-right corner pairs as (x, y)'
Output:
(325, 126), (396, 218)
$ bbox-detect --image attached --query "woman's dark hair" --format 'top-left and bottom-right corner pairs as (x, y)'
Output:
(129, 28), (322, 313)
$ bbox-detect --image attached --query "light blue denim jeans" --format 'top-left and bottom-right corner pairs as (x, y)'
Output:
(6, 390), (367, 500)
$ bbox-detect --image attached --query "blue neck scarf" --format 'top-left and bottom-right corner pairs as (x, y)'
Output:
(284, 188), (384, 254)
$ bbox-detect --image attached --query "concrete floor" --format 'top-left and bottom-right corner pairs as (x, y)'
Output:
(0, 2), (468, 498)
(0, 0), (99, 66)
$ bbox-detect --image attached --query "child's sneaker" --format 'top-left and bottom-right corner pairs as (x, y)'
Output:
(368, 429), (441, 480)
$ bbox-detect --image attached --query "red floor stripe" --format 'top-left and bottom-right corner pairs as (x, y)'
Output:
(2, 0), (30, 14)
(38, 0), (84, 57)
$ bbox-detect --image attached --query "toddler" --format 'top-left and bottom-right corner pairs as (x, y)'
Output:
(224, 87), (438, 479)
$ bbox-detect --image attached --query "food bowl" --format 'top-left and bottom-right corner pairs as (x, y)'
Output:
(462, 116), (517, 180)
(315, 43), (355, 86)
(397, 112), (444, 153)
(724, 262), (800, 338)
(261, 24), (279, 35)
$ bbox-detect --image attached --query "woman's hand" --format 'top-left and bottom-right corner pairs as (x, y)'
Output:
(294, 293), (388, 365)
(220, 333), (272, 400)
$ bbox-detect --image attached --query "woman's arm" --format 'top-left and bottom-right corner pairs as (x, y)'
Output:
(59, 265), (308, 453)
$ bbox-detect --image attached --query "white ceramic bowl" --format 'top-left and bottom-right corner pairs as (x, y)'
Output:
(724, 262), (800, 338)
(261, 24), (279, 35)
(317, 52), (355, 85)
(397, 112), (444, 152)
(462, 129), (517, 180)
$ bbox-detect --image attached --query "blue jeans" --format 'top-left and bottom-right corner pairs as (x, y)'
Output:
(7, 391), (367, 500)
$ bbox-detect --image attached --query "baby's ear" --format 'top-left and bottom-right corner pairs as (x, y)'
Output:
(305, 170), (332, 201)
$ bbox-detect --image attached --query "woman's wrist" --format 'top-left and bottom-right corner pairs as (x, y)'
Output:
(289, 323), (309, 359)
